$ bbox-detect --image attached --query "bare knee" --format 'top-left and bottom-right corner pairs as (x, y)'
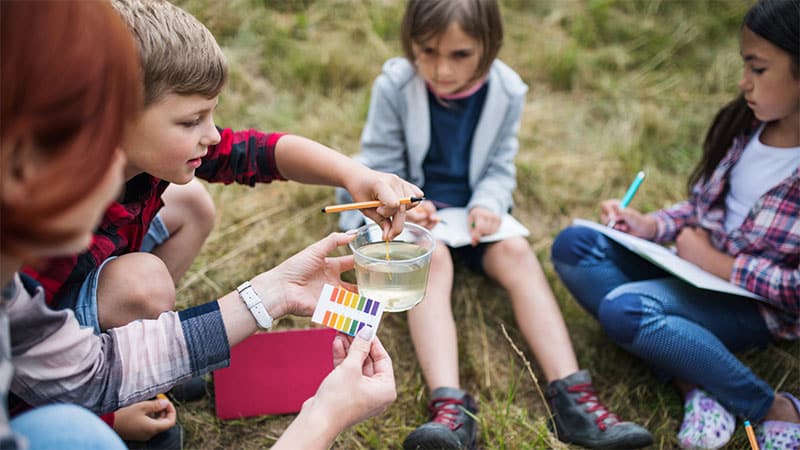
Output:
(484, 237), (544, 285)
(180, 179), (216, 234)
(494, 237), (538, 267)
(163, 179), (216, 236)
(187, 180), (216, 232)
(431, 242), (452, 267)
(97, 253), (176, 329)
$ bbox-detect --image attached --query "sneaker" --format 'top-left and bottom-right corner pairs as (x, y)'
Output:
(755, 392), (800, 450)
(546, 370), (653, 449)
(402, 387), (478, 450)
(168, 376), (206, 402)
(125, 423), (183, 450)
(677, 388), (735, 449)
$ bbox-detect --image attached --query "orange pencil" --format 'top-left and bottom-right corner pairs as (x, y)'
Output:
(321, 196), (424, 214)
(744, 420), (760, 450)
(154, 393), (169, 419)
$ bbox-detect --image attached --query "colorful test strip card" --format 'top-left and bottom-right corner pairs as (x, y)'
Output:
(311, 284), (384, 337)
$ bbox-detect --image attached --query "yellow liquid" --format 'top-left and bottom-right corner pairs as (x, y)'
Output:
(354, 241), (431, 312)
(385, 240), (392, 280)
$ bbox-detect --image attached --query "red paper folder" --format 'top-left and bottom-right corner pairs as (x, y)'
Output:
(213, 328), (336, 419)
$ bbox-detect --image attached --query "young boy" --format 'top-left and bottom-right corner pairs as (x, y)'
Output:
(21, 0), (420, 444)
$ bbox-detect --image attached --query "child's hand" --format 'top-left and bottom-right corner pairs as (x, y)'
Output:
(405, 200), (440, 230)
(345, 169), (424, 241)
(675, 227), (712, 264)
(675, 227), (735, 279)
(468, 207), (501, 246)
(250, 232), (357, 319)
(112, 398), (176, 442)
(600, 200), (657, 239)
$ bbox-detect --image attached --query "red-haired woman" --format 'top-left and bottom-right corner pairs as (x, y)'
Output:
(1, 1), (142, 448)
(1, 2), (395, 449)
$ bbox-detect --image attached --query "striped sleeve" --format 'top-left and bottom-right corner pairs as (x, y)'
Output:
(651, 200), (696, 244)
(8, 275), (230, 415)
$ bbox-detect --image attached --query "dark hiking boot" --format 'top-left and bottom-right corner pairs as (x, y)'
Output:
(403, 387), (479, 450)
(169, 376), (206, 402)
(546, 370), (653, 449)
(125, 423), (183, 450)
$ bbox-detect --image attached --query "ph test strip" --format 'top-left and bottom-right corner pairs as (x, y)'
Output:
(311, 284), (384, 336)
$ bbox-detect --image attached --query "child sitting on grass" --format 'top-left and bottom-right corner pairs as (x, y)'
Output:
(22, 0), (420, 445)
(552, 1), (799, 448)
(337, 0), (653, 448)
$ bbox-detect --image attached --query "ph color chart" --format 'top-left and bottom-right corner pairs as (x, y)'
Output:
(311, 284), (384, 336)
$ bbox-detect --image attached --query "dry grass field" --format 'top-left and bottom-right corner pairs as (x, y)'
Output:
(168, 0), (799, 448)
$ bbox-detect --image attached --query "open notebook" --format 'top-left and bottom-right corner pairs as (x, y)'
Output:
(431, 207), (529, 248)
(572, 218), (765, 301)
(214, 328), (336, 419)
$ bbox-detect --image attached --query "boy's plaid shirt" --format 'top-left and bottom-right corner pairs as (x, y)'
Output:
(652, 128), (800, 340)
(23, 128), (286, 307)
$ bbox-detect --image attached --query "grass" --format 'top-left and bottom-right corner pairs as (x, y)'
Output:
(171, 0), (799, 448)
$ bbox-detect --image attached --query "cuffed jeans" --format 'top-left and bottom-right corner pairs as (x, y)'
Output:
(551, 225), (774, 420)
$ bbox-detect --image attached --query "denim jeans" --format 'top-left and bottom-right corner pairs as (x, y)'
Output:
(551, 225), (774, 420)
(11, 404), (125, 449)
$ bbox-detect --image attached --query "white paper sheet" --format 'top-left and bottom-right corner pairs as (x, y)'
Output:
(572, 218), (766, 301)
(431, 207), (530, 248)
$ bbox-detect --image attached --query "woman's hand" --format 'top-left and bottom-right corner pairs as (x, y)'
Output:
(468, 207), (501, 246)
(345, 169), (424, 240)
(112, 397), (176, 442)
(600, 200), (657, 239)
(309, 328), (396, 429)
(272, 328), (396, 450)
(250, 232), (357, 319)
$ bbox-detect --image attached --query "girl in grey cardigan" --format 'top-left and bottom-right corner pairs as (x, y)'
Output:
(338, 1), (652, 449)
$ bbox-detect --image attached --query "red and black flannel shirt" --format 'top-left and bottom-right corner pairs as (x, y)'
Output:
(22, 128), (286, 307)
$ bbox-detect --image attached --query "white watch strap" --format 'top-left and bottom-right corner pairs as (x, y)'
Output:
(237, 281), (273, 330)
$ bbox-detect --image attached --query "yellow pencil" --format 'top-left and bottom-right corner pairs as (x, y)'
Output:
(320, 196), (425, 214)
(744, 420), (760, 450)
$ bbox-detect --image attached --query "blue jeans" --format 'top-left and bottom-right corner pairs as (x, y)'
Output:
(66, 214), (171, 333)
(551, 225), (774, 420)
(11, 404), (125, 449)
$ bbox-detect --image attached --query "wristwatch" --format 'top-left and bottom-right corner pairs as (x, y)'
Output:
(236, 281), (273, 330)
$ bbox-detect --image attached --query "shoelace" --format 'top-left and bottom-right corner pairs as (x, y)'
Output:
(567, 383), (620, 431)
(428, 397), (466, 431)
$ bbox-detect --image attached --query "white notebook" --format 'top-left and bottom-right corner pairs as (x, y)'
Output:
(431, 207), (530, 248)
(572, 218), (765, 301)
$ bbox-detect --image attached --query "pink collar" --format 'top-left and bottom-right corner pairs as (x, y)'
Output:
(426, 77), (487, 100)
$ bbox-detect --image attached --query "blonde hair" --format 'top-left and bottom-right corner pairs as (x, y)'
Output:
(112, 0), (227, 106)
(401, 0), (503, 80)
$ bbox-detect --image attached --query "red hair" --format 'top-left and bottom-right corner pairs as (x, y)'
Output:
(1, 1), (142, 257)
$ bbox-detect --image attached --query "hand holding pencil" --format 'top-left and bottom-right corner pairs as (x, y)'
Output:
(607, 171), (645, 228)
(599, 199), (658, 240)
(335, 169), (424, 241)
(321, 196), (425, 214)
(599, 171), (658, 239)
